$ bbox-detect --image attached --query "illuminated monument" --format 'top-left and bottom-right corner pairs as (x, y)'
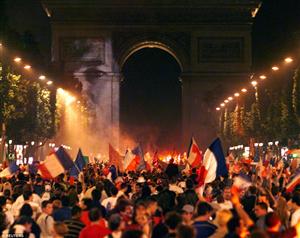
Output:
(42, 0), (260, 149)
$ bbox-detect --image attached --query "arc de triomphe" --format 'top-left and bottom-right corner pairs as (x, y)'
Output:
(42, 0), (260, 149)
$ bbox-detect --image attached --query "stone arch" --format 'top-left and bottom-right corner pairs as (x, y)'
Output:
(120, 41), (184, 72)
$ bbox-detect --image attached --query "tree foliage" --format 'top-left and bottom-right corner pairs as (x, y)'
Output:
(219, 66), (300, 145)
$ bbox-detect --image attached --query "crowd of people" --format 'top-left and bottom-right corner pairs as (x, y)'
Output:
(0, 155), (299, 238)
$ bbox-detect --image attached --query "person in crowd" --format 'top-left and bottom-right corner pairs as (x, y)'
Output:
(274, 196), (290, 229)
(254, 202), (268, 230)
(3, 216), (34, 238)
(290, 191), (300, 226)
(53, 222), (68, 238)
(164, 211), (182, 238)
(181, 204), (194, 226)
(102, 186), (119, 211)
(193, 202), (217, 238)
(105, 213), (125, 238)
(64, 205), (85, 238)
(52, 195), (72, 221)
(79, 207), (111, 238)
(19, 203), (41, 238)
(37, 200), (54, 238)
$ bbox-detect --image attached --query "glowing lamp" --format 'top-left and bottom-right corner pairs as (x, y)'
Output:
(39, 75), (46, 80)
(14, 57), (21, 62)
(251, 81), (257, 87)
(259, 75), (267, 80)
(24, 65), (31, 70)
(285, 57), (293, 63)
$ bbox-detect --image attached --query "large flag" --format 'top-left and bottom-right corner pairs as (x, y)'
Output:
(109, 144), (123, 170)
(187, 137), (203, 168)
(286, 170), (300, 193)
(197, 138), (228, 187)
(132, 145), (146, 171)
(0, 161), (18, 177)
(123, 149), (139, 172)
(70, 149), (87, 178)
(38, 146), (73, 179)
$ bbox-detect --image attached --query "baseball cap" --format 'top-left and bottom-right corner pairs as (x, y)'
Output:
(182, 204), (194, 213)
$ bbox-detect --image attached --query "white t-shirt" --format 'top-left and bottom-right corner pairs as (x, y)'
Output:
(37, 213), (54, 238)
(101, 196), (118, 210)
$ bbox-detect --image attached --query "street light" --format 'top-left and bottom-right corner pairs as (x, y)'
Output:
(39, 75), (46, 80)
(259, 75), (267, 80)
(224, 100), (229, 103)
(24, 65), (31, 70)
(216, 107), (220, 111)
(272, 66), (279, 71)
(241, 88), (247, 93)
(228, 97), (233, 101)
(234, 93), (240, 97)
(251, 81), (257, 87)
(14, 57), (21, 63)
(220, 103), (225, 107)
(46, 81), (53, 85)
(285, 57), (293, 63)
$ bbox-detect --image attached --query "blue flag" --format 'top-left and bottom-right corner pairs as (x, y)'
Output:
(69, 149), (86, 178)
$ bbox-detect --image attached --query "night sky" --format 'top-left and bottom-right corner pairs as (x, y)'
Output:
(3, 0), (300, 150)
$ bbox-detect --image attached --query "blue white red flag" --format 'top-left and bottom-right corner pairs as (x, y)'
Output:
(197, 138), (228, 187)
(38, 146), (73, 179)
(133, 145), (146, 171)
(0, 161), (18, 178)
(187, 137), (203, 168)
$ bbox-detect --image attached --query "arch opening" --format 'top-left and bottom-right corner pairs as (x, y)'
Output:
(120, 47), (182, 152)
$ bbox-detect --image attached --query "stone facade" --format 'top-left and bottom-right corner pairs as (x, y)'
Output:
(42, 0), (261, 149)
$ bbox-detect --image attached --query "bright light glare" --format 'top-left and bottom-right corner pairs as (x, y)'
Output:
(46, 81), (53, 85)
(66, 95), (76, 105)
(234, 93), (240, 97)
(24, 65), (31, 70)
(251, 81), (257, 87)
(220, 103), (225, 107)
(14, 57), (21, 62)
(224, 100), (229, 103)
(272, 66), (279, 71)
(259, 75), (267, 80)
(228, 97), (233, 101)
(285, 57), (293, 63)
(241, 88), (247, 93)
(216, 107), (220, 111)
(57, 88), (64, 94)
(39, 75), (46, 80)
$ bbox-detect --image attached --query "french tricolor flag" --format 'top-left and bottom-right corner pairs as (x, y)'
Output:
(0, 161), (19, 178)
(123, 149), (139, 172)
(38, 146), (74, 179)
(286, 171), (300, 193)
(197, 138), (228, 187)
(187, 137), (203, 168)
